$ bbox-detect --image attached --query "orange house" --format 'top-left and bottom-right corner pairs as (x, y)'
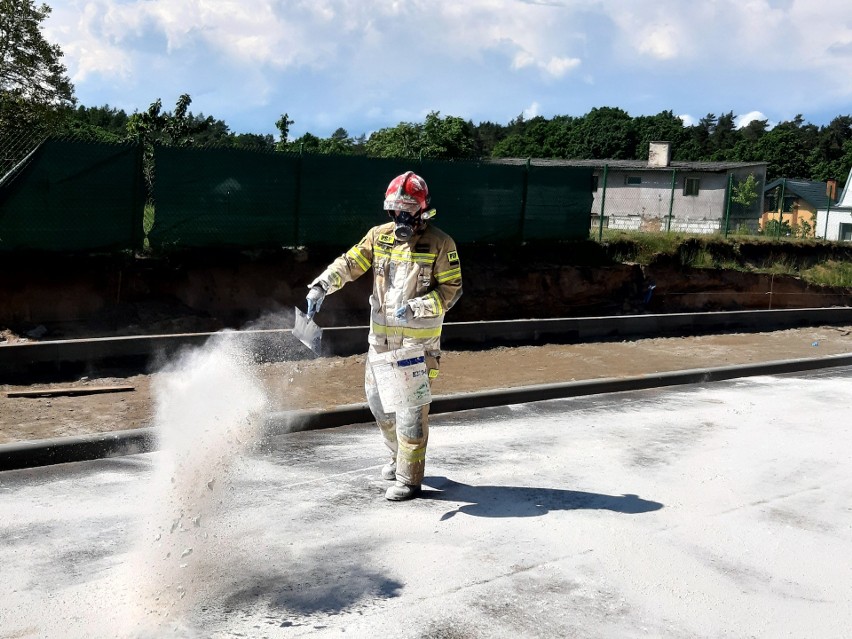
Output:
(762, 178), (838, 236)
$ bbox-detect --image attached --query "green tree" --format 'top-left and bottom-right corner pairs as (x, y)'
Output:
(317, 127), (355, 155)
(809, 116), (852, 182)
(67, 104), (129, 134)
(708, 111), (739, 159)
(681, 113), (716, 158)
(473, 120), (508, 156)
(739, 117), (768, 143)
(363, 112), (478, 160)
(0, 0), (76, 172)
(763, 218), (792, 237)
(0, 0), (74, 105)
(365, 121), (422, 158)
(126, 94), (207, 147)
(756, 118), (810, 181)
(565, 106), (637, 159)
(492, 115), (576, 158)
(731, 173), (760, 209)
(289, 131), (321, 153)
(420, 111), (477, 159)
(126, 94), (212, 196)
(275, 113), (294, 150)
(729, 173), (761, 224)
(231, 132), (275, 151)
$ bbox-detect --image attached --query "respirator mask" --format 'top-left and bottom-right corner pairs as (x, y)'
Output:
(392, 210), (421, 241)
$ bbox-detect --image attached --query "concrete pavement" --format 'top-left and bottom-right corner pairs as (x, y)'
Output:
(1, 367), (851, 638)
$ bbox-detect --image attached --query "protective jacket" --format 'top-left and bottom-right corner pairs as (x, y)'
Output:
(311, 221), (462, 360)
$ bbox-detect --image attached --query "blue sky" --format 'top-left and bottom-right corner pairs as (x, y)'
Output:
(45, 0), (852, 141)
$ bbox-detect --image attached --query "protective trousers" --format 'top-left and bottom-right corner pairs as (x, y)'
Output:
(364, 345), (436, 486)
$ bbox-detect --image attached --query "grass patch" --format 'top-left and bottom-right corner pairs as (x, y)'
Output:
(594, 229), (852, 287)
(142, 203), (155, 251)
(801, 260), (852, 287)
(598, 230), (689, 263)
(143, 203), (155, 234)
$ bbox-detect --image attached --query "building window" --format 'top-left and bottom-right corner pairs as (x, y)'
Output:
(840, 223), (852, 242)
(683, 177), (700, 196)
(625, 176), (642, 185)
(766, 192), (797, 212)
(591, 175), (599, 192)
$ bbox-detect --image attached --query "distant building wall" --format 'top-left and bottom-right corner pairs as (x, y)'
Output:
(590, 169), (761, 234)
(815, 207), (852, 241)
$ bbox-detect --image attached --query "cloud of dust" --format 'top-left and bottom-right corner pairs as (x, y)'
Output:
(115, 331), (270, 637)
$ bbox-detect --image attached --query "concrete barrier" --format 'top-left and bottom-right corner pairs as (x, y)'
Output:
(2, 307), (852, 381)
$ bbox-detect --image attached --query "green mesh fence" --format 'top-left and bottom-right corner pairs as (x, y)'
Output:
(524, 165), (594, 240)
(149, 145), (300, 249)
(419, 159), (527, 244)
(0, 139), (597, 253)
(297, 155), (412, 246)
(0, 138), (144, 252)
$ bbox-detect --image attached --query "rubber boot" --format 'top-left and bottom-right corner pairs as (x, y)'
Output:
(381, 461), (396, 481)
(385, 481), (421, 501)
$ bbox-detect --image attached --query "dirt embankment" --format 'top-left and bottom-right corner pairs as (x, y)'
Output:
(2, 241), (850, 342)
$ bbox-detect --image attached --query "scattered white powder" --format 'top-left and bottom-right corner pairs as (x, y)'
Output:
(123, 331), (269, 636)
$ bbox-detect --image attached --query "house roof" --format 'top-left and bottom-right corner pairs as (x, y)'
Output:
(838, 167), (852, 208)
(763, 178), (839, 207)
(489, 158), (767, 173)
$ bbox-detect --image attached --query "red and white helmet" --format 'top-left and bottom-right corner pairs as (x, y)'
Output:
(383, 171), (429, 214)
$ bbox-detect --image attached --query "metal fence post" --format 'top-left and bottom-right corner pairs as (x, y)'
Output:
(723, 173), (733, 237)
(518, 158), (530, 242)
(598, 164), (609, 242)
(667, 168), (677, 233)
(293, 153), (302, 245)
(776, 177), (786, 238)
(824, 192), (832, 239)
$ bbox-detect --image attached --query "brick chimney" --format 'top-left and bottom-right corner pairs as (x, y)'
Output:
(648, 141), (671, 168)
(827, 179), (837, 200)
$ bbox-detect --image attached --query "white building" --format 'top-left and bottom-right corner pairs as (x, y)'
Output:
(495, 142), (767, 235)
(815, 167), (852, 241)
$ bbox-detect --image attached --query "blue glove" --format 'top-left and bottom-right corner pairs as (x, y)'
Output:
(306, 284), (326, 319)
(394, 303), (413, 323)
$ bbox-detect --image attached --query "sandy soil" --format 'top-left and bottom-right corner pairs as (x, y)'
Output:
(2, 324), (852, 445)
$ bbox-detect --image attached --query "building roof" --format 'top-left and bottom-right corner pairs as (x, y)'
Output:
(764, 178), (839, 207)
(838, 167), (852, 208)
(489, 158), (767, 173)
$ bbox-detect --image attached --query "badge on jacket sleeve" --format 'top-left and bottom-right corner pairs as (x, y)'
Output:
(448, 250), (459, 264)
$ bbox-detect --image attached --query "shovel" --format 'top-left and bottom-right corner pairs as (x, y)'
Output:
(293, 307), (323, 355)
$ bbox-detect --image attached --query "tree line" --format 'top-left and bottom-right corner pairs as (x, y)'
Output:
(57, 102), (852, 186)
(2, 0), (851, 187)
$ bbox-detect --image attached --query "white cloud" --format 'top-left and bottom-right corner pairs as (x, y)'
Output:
(679, 114), (697, 127)
(512, 51), (536, 70)
(523, 102), (541, 119)
(735, 111), (771, 128)
(636, 24), (680, 60)
(543, 56), (581, 77)
(42, 0), (852, 136)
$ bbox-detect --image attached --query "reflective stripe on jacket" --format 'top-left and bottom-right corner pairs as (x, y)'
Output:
(312, 221), (462, 355)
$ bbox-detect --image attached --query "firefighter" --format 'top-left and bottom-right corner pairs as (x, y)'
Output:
(304, 171), (463, 501)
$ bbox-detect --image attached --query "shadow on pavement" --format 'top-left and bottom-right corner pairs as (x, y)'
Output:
(422, 476), (664, 520)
